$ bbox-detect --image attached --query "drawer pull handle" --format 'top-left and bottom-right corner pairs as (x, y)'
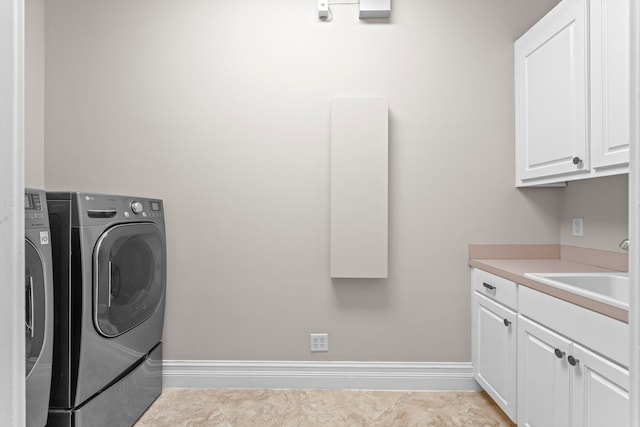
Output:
(482, 282), (496, 291)
(503, 319), (511, 327)
(568, 355), (579, 366)
(554, 348), (565, 359)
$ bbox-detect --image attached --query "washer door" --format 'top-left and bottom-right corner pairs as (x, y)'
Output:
(93, 223), (165, 337)
(25, 239), (46, 377)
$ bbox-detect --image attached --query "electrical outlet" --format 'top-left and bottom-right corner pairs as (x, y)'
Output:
(572, 217), (584, 237)
(310, 333), (328, 352)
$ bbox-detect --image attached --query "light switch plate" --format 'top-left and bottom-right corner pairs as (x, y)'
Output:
(572, 217), (584, 237)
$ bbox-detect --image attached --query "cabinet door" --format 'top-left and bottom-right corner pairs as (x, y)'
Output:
(571, 343), (629, 427)
(515, 0), (588, 183)
(473, 293), (517, 422)
(590, 0), (630, 169)
(518, 316), (571, 427)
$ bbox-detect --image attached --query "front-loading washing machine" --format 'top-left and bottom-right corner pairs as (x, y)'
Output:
(24, 189), (54, 427)
(46, 192), (166, 426)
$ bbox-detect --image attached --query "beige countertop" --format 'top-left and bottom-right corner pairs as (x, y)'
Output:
(469, 245), (628, 323)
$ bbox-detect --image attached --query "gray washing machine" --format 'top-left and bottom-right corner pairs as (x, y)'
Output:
(46, 192), (166, 426)
(24, 189), (54, 427)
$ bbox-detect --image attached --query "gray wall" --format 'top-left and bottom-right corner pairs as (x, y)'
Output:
(43, 0), (567, 362)
(561, 175), (629, 253)
(25, 0), (45, 188)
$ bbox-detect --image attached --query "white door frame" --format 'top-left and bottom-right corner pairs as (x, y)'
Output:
(0, 0), (25, 425)
(630, 0), (640, 424)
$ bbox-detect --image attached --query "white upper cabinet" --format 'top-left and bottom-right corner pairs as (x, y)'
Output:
(515, 0), (630, 187)
(590, 0), (630, 170)
(515, 0), (589, 184)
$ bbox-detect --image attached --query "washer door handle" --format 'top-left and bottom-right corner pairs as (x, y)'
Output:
(108, 261), (112, 308)
(26, 276), (34, 338)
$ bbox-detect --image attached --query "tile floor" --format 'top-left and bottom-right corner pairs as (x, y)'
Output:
(135, 389), (515, 426)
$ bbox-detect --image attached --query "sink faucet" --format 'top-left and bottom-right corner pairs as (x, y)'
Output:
(619, 239), (629, 251)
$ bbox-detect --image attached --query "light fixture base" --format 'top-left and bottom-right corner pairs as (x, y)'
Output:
(359, 0), (391, 19)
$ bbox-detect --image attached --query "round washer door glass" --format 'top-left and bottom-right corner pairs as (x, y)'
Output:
(25, 239), (46, 376)
(93, 223), (165, 337)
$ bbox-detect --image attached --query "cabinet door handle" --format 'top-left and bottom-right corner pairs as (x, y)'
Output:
(482, 282), (496, 291)
(554, 348), (565, 359)
(568, 355), (579, 366)
(572, 156), (582, 165)
(503, 319), (511, 327)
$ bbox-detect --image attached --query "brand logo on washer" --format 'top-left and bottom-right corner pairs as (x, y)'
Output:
(40, 231), (49, 245)
(85, 195), (94, 201)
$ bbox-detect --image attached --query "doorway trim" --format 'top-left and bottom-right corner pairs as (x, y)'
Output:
(0, 0), (26, 425)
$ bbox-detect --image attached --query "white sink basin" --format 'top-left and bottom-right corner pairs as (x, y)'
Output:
(524, 272), (629, 310)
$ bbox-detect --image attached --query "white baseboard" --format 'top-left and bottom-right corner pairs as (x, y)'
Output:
(162, 360), (480, 392)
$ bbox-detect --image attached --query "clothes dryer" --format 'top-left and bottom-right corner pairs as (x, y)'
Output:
(24, 189), (54, 427)
(47, 192), (166, 426)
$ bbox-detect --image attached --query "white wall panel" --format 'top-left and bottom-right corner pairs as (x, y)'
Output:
(330, 97), (388, 278)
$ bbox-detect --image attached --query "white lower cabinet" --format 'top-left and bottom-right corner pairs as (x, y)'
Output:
(571, 343), (629, 427)
(518, 315), (629, 426)
(471, 269), (517, 422)
(473, 293), (517, 421)
(471, 268), (629, 426)
(518, 316), (572, 426)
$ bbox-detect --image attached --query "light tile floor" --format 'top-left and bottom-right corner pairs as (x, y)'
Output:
(135, 389), (515, 426)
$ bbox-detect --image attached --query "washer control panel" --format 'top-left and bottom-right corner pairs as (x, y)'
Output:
(125, 199), (163, 218)
(73, 193), (164, 225)
(25, 190), (50, 230)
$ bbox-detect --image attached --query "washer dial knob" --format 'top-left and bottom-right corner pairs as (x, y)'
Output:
(131, 201), (144, 214)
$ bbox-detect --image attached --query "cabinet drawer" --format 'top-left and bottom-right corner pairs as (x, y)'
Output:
(519, 285), (629, 367)
(472, 268), (517, 310)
